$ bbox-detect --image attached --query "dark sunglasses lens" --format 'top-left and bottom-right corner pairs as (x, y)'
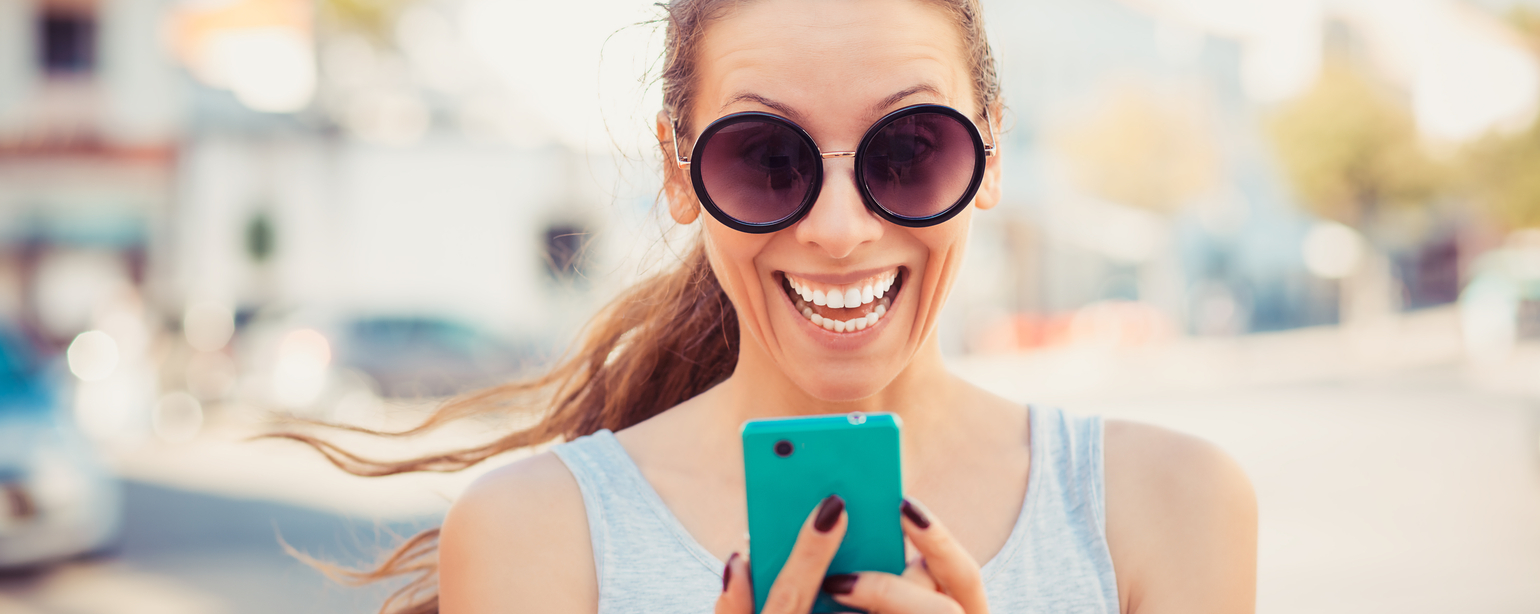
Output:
(862, 113), (978, 219)
(698, 119), (817, 226)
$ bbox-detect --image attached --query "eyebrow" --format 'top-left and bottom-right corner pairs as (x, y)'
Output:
(721, 92), (806, 122)
(869, 84), (947, 115)
(719, 84), (948, 122)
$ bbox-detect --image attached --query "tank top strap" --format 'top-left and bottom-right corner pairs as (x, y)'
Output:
(1032, 405), (1111, 534)
(980, 406), (1120, 612)
(551, 430), (721, 614)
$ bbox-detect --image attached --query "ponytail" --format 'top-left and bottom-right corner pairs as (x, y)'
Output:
(268, 241), (737, 612)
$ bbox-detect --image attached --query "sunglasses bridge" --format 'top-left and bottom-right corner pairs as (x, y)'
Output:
(669, 111), (998, 170)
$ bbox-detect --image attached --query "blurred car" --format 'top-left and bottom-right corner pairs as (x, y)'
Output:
(237, 312), (532, 417)
(0, 325), (121, 569)
(1459, 234), (1540, 360)
(339, 316), (530, 399)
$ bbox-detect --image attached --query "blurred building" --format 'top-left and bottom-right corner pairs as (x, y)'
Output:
(0, 0), (177, 347)
(952, 0), (1540, 353)
(951, 0), (1332, 354)
(0, 0), (652, 434)
(0, 0), (631, 359)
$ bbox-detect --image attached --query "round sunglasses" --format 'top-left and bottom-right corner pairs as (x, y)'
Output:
(671, 104), (998, 233)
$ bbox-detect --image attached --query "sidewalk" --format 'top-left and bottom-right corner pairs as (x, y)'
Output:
(950, 306), (1535, 404)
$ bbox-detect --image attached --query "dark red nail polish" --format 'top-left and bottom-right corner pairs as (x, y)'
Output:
(901, 498), (931, 529)
(814, 495), (845, 532)
(822, 573), (858, 595)
(722, 552), (738, 592)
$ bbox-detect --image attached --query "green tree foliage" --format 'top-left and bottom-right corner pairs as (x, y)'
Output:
(1267, 61), (1447, 228)
(319, 0), (414, 43)
(1463, 117), (1540, 231)
(1458, 8), (1540, 231)
(1054, 84), (1220, 215)
(1510, 7), (1540, 52)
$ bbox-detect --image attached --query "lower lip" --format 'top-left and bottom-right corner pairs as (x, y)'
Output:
(778, 273), (901, 349)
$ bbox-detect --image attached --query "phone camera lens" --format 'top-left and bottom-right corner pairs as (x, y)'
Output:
(774, 440), (794, 457)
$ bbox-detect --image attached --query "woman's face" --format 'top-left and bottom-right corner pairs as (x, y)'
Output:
(664, 0), (1002, 401)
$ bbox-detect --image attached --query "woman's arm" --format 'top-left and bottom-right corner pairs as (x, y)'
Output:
(439, 451), (598, 613)
(1104, 420), (1258, 614)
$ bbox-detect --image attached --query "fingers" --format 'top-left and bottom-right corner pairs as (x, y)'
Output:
(762, 494), (848, 614)
(823, 572), (962, 614)
(901, 557), (940, 592)
(715, 552), (754, 614)
(900, 498), (989, 614)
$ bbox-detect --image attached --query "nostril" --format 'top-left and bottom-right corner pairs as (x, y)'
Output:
(794, 180), (885, 258)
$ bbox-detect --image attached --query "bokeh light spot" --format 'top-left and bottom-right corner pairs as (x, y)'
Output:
(153, 392), (205, 444)
(67, 330), (120, 382)
(184, 302), (236, 352)
(1302, 221), (1365, 280)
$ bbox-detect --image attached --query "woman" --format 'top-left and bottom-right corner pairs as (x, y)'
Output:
(295, 0), (1257, 612)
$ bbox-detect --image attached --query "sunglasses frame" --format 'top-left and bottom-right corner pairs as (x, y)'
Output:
(671, 103), (999, 234)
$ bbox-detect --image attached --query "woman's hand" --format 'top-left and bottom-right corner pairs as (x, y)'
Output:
(716, 497), (989, 614)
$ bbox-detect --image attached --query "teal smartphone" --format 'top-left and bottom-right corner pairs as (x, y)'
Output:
(741, 412), (905, 613)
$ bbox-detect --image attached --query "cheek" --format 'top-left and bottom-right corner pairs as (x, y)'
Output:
(910, 210), (972, 269)
(702, 224), (775, 298)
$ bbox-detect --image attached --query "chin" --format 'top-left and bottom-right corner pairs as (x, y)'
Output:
(785, 363), (895, 404)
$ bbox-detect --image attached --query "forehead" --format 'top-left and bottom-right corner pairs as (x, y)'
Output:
(692, 0), (970, 128)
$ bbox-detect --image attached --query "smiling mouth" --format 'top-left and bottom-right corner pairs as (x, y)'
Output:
(780, 268), (905, 333)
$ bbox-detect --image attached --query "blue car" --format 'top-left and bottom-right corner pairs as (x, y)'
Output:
(0, 326), (121, 569)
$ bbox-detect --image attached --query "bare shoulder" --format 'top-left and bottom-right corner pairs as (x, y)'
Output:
(439, 450), (596, 614)
(1102, 420), (1257, 614)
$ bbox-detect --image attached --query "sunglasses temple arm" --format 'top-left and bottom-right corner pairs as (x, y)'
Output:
(668, 117), (692, 169)
(983, 110), (1000, 158)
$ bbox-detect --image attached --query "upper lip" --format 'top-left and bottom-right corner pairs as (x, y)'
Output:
(778, 266), (903, 286)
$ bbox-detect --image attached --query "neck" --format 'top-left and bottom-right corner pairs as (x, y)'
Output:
(709, 331), (966, 441)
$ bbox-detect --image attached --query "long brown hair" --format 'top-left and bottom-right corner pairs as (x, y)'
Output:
(273, 1), (1001, 612)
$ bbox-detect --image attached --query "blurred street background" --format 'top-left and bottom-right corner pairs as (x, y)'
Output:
(1, 0), (1539, 612)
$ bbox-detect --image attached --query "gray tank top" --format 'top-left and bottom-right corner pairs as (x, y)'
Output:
(551, 406), (1119, 613)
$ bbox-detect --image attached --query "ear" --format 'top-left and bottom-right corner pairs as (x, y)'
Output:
(658, 111), (700, 225)
(973, 104), (1004, 211)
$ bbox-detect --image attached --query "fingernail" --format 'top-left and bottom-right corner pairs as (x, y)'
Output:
(722, 552), (738, 592)
(822, 573), (858, 595)
(901, 498), (931, 529)
(814, 494), (845, 532)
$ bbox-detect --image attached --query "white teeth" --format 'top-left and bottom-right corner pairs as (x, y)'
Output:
(792, 292), (893, 333)
(876, 274), (896, 299)
(826, 290), (845, 309)
(786, 272), (899, 333)
(786, 271), (899, 308)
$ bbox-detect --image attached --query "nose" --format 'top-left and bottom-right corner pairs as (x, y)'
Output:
(793, 161), (883, 259)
